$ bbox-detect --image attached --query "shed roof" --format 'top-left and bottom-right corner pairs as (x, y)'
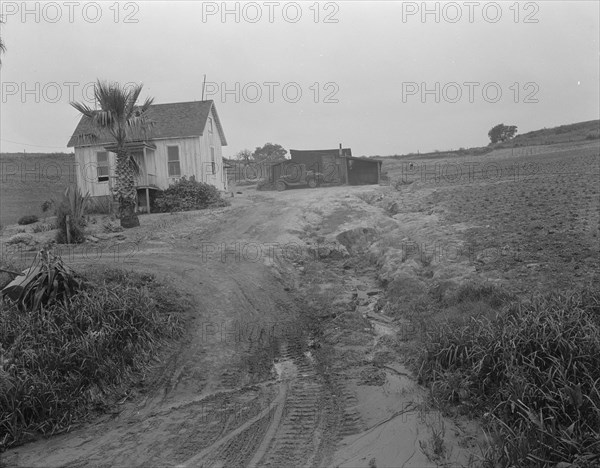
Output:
(290, 148), (353, 158)
(67, 100), (227, 148)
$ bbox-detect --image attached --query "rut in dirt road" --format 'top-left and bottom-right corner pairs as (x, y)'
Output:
(187, 335), (345, 468)
(256, 339), (330, 468)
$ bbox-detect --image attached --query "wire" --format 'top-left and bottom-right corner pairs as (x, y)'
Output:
(0, 138), (70, 149)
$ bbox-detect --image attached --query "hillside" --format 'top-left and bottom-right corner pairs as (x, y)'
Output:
(495, 119), (600, 148)
(0, 152), (76, 228)
(380, 119), (600, 160)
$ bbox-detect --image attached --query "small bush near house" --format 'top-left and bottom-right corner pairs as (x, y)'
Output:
(17, 215), (38, 225)
(41, 200), (53, 214)
(419, 288), (600, 467)
(54, 187), (90, 244)
(153, 176), (229, 212)
(0, 265), (187, 449)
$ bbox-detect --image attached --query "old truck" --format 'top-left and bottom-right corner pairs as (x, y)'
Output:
(275, 163), (323, 191)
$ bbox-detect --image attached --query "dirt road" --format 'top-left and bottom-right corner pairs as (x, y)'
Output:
(2, 185), (480, 468)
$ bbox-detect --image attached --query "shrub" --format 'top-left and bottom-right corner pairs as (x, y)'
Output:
(419, 288), (600, 467)
(54, 187), (90, 244)
(1, 249), (83, 312)
(40, 200), (53, 214)
(5, 233), (32, 246)
(153, 176), (229, 212)
(17, 215), (38, 225)
(0, 267), (186, 449)
(32, 222), (56, 233)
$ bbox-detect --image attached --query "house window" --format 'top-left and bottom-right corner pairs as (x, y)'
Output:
(167, 146), (181, 177)
(210, 147), (216, 174)
(208, 117), (213, 134)
(97, 151), (109, 182)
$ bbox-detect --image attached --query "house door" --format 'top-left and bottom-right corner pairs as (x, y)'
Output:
(145, 148), (157, 186)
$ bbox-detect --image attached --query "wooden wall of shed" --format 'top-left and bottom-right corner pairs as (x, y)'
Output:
(288, 153), (346, 184)
(347, 159), (380, 185)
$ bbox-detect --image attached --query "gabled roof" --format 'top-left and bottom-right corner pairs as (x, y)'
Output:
(67, 100), (227, 148)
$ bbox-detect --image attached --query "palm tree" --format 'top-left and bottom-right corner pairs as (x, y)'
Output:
(71, 80), (154, 228)
(0, 18), (6, 64)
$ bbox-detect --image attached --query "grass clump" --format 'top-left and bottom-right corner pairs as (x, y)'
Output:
(17, 215), (38, 226)
(4, 233), (32, 246)
(85, 196), (112, 215)
(154, 176), (229, 212)
(31, 222), (56, 233)
(419, 288), (600, 467)
(0, 266), (187, 450)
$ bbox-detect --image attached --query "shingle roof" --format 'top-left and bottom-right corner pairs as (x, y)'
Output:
(67, 100), (227, 147)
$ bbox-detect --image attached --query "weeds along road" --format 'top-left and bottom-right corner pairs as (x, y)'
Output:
(2, 186), (383, 467)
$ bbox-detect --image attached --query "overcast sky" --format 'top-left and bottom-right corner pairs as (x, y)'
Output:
(1, 1), (598, 156)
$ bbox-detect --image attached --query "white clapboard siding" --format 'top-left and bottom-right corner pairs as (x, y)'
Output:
(73, 103), (227, 195)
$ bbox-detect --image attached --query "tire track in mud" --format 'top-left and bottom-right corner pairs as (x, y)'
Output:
(175, 389), (283, 467)
(180, 334), (340, 468)
(251, 339), (331, 468)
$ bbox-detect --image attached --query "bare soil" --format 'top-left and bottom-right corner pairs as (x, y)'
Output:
(2, 141), (598, 467)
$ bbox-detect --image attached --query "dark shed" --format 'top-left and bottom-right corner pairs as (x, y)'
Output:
(289, 148), (381, 185)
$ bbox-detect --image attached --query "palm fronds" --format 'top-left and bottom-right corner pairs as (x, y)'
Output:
(0, 18), (6, 64)
(70, 80), (155, 144)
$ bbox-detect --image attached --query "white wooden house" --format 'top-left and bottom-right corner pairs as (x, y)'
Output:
(66, 100), (228, 212)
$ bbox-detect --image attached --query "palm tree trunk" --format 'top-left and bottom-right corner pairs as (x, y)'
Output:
(115, 148), (140, 228)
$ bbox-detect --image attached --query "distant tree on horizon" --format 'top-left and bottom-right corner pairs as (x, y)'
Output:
(488, 124), (518, 144)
